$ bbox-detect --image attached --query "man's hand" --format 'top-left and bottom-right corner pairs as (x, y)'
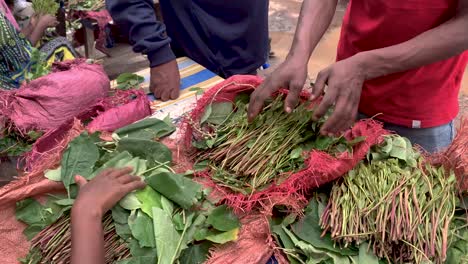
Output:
(73, 168), (146, 217)
(37, 14), (59, 29)
(150, 59), (180, 101)
(312, 55), (366, 136)
(248, 59), (308, 121)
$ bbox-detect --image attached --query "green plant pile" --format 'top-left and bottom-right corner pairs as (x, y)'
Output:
(271, 195), (381, 264)
(192, 94), (364, 195)
(17, 117), (241, 264)
(68, 0), (105, 11)
(0, 129), (43, 157)
(25, 48), (51, 83)
(115, 73), (145, 91)
(320, 135), (459, 263)
(32, 0), (59, 15)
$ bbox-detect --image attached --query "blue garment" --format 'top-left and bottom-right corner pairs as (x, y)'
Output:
(359, 114), (455, 153)
(106, 0), (269, 78)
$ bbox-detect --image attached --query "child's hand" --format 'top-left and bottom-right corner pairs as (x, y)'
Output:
(73, 168), (146, 217)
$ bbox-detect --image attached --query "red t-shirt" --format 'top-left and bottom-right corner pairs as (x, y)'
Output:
(337, 0), (468, 128)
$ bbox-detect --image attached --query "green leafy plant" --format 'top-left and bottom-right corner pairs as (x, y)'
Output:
(115, 73), (145, 90)
(24, 48), (51, 82)
(192, 94), (363, 194)
(32, 0), (59, 15)
(16, 117), (239, 264)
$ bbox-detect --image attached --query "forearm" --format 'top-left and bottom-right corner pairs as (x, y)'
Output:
(27, 24), (46, 46)
(359, 3), (468, 80)
(20, 23), (34, 38)
(71, 205), (105, 264)
(106, 0), (175, 67)
(288, 0), (338, 65)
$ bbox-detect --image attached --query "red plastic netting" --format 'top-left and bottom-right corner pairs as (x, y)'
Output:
(182, 75), (388, 213)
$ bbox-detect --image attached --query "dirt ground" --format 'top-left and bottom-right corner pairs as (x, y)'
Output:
(267, 0), (468, 126)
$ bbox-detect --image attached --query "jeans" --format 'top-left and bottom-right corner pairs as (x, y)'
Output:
(359, 114), (455, 153)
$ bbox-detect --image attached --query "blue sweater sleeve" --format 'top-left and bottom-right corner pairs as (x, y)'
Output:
(106, 0), (176, 67)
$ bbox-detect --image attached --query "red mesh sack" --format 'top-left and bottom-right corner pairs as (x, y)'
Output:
(182, 75), (388, 213)
(0, 59), (110, 135)
(86, 90), (151, 133)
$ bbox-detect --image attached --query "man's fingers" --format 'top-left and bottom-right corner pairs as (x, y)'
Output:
(170, 85), (179, 100)
(284, 81), (303, 113)
(311, 69), (329, 100)
(248, 83), (270, 122)
(122, 180), (146, 193)
(320, 95), (349, 135)
(312, 87), (336, 121)
(74, 175), (88, 188)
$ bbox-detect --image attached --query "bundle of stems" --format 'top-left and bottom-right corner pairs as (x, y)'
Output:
(199, 96), (316, 194)
(320, 159), (458, 263)
(27, 212), (130, 264)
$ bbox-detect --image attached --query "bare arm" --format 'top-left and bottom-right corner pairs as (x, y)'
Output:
(71, 168), (145, 264)
(26, 15), (57, 46)
(312, 0), (468, 135)
(71, 206), (104, 264)
(288, 0), (338, 66)
(248, 0), (338, 119)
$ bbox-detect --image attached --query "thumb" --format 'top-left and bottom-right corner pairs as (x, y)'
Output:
(75, 175), (88, 188)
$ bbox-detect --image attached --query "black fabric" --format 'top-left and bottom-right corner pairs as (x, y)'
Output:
(106, 0), (269, 77)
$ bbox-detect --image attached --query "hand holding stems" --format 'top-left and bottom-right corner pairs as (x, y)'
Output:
(37, 14), (59, 29)
(71, 168), (146, 264)
(150, 59), (181, 101)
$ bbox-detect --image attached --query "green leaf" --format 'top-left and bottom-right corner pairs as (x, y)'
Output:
(314, 136), (335, 151)
(189, 87), (205, 95)
(206, 205), (239, 232)
(90, 151), (133, 178)
(127, 237), (157, 258)
(194, 160), (209, 171)
(117, 138), (172, 166)
(153, 207), (181, 264)
(160, 196), (175, 216)
(205, 228), (239, 244)
(129, 210), (156, 248)
(16, 198), (47, 225)
(205, 102), (233, 125)
(119, 193), (142, 210)
(135, 186), (162, 218)
(54, 198), (75, 206)
(179, 241), (213, 264)
(292, 199), (357, 256)
(184, 214), (207, 244)
(115, 222), (132, 240)
(290, 147), (303, 160)
(348, 136), (366, 145)
(23, 224), (45, 240)
(146, 172), (202, 209)
(389, 136), (408, 161)
(200, 105), (212, 124)
(112, 205), (130, 224)
(358, 243), (379, 264)
(60, 133), (99, 194)
(44, 167), (62, 182)
(115, 118), (176, 141)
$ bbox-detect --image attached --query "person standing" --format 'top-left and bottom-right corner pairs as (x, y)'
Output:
(106, 0), (269, 101)
(248, 0), (468, 153)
